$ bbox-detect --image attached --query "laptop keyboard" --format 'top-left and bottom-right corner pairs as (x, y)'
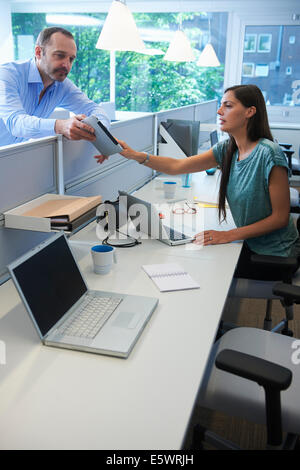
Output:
(58, 294), (123, 339)
(164, 226), (189, 241)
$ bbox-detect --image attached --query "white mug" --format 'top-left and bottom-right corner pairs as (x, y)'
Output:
(91, 245), (117, 274)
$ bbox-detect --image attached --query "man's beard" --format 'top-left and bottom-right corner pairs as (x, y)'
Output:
(49, 67), (69, 82)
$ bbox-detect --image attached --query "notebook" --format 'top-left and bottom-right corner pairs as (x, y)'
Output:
(142, 263), (200, 292)
(7, 232), (158, 359)
(119, 190), (194, 246)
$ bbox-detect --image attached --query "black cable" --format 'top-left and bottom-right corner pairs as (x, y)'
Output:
(102, 230), (142, 248)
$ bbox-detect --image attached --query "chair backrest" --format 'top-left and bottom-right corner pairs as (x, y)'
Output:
(210, 130), (218, 147)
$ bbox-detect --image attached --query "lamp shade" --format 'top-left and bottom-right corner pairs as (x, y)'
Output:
(197, 43), (220, 67)
(163, 30), (195, 62)
(96, 0), (145, 52)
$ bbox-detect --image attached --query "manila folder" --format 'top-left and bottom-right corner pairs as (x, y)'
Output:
(23, 196), (102, 222)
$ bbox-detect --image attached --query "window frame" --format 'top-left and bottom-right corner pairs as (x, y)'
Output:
(224, 11), (300, 123)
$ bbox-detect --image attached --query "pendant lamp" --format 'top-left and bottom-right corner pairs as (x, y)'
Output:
(96, 0), (145, 52)
(197, 17), (220, 67)
(163, 29), (195, 62)
(197, 43), (220, 67)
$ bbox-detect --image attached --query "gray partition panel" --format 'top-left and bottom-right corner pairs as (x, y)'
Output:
(0, 138), (57, 213)
(112, 115), (154, 150)
(194, 100), (218, 122)
(65, 160), (153, 201)
(63, 115), (154, 187)
(156, 106), (195, 129)
(0, 226), (52, 284)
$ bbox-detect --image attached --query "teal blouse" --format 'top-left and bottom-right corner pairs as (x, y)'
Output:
(212, 138), (300, 257)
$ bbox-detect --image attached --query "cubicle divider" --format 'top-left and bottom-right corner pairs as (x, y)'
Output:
(63, 114), (155, 198)
(0, 99), (218, 285)
(0, 136), (60, 284)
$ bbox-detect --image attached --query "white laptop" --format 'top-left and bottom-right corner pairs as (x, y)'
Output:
(119, 191), (194, 246)
(7, 232), (158, 358)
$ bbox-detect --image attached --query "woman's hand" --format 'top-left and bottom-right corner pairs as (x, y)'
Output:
(193, 230), (233, 246)
(94, 138), (141, 165)
(117, 139), (142, 160)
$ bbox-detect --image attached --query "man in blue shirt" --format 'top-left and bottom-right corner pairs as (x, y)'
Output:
(0, 27), (110, 146)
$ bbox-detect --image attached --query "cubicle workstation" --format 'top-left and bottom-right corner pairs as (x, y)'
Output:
(0, 172), (241, 450)
(0, 99), (217, 285)
(0, 97), (242, 449)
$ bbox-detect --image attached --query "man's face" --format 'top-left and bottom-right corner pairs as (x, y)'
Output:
(36, 32), (77, 83)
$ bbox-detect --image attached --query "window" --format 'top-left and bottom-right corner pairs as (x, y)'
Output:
(289, 35), (296, 44)
(11, 11), (228, 113)
(244, 34), (257, 52)
(257, 34), (272, 52)
(241, 25), (300, 106)
(255, 64), (269, 77)
(242, 62), (254, 77)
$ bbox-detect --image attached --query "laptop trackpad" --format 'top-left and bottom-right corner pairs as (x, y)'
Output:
(113, 311), (141, 329)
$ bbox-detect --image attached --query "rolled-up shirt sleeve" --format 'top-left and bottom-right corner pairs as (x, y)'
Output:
(0, 69), (56, 139)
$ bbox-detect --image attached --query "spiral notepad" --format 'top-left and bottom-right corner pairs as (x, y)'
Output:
(142, 263), (200, 292)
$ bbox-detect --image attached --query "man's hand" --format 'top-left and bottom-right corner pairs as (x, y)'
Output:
(55, 114), (96, 141)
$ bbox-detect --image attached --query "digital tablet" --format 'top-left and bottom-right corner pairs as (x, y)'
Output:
(82, 115), (123, 156)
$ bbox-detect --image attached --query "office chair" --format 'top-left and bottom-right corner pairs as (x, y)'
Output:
(228, 252), (299, 336)
(210, 130), (218, 147)
(290, 187), (300, 213)
(193, 282), (300, 450)
(227, 194), (300, 336)
(279, 142), (300, 175)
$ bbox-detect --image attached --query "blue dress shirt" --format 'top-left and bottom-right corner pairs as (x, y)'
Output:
(0, 58), (110, 146)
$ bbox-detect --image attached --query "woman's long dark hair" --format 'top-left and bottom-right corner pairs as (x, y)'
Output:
(218, 84), (273, 222)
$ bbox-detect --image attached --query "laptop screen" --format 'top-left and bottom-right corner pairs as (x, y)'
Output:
(11, 235), (87, 337)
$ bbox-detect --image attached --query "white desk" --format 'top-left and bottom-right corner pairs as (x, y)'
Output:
(0, 172), (241, 450)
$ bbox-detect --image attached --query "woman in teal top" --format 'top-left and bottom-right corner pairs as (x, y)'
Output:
(95, 84), (300, 280)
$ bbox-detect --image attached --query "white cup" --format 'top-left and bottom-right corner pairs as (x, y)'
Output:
(91, 245), (117, 274)
(163, 181), (177, 199)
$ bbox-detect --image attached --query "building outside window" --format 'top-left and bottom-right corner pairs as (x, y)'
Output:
(241, 25), (300, 106)
(11, 11), (227, 113)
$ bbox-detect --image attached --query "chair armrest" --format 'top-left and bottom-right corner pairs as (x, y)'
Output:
(278, 142), (293, 150)
(273, 282), (300, 303)
(215, 349), (292, 447)
(215, 349), (292, 391)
